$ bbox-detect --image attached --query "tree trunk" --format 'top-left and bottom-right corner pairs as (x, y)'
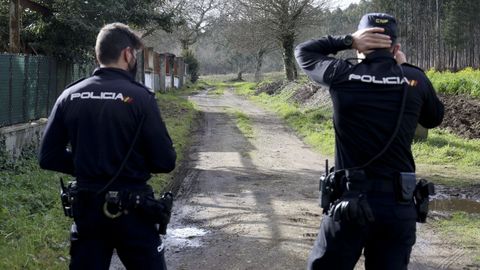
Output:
(180, 39), (189, 51)
(237, 70), (243, 81)
(281, 33), (297, 81)
(254, 49), (265, 82)
(9, 0), (21, 53)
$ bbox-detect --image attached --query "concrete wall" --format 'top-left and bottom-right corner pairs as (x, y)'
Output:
(174, 77), (179, 88)
(0, 119), (47, 159)
(144, 73), (154, 90)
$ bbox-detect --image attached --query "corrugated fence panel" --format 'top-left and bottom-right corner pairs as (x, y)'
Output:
(26, 56), (39, 121)
(10, 56), (25, 125)
(0, 55), (10, 126)
(37, 56), (50, 119)
(47, 59), (57, 116)
(0, 54), (94, 127)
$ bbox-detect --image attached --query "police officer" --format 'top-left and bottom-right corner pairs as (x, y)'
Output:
(295, 13), (444, 270)
(39, 23), (176, 269)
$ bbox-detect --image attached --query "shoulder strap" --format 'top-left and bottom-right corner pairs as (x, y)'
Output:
(96, 115), (146, 195)
(351, 65), (408, 170)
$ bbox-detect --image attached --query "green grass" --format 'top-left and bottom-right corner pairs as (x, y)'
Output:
(231, 110), (254, 139)
(149, 88), (199, 192)
(427, 68), (480, 97)
(208, 85), (226, 96)
(433, 212), (480, 263)
(413, 129), (480, 167)
(0, 160), (70, 269)
(0, 87), (199, 268)
(234, 82), (336, 155)
(234, 82), (257, 96)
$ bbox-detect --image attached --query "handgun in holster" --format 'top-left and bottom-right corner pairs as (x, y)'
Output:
(319, 160), (344, 214)
(414, 179), (435, 223)
(60, 178), (78, 218)
(132, 191), (174, 235)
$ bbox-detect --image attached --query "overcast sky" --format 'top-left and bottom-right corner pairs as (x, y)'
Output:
(330, 0), (362, 10)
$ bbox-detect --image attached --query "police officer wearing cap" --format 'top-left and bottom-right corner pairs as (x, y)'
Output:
(39, 23), (176, 269)
(295, 13), (444, 270)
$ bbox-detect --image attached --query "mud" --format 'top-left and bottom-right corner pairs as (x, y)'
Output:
(438, 94), (480, 139)
(430, 198), (480, 214)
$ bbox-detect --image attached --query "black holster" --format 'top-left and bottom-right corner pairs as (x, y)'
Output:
(130, 191), (174, 235)
(320, 168), (375, 225)
(414, 179), (435, 223)
(319, 167), (345, 213)
(60, 178), (78, 218)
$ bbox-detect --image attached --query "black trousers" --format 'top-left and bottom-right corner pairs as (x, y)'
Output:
(307, 193), (417, 270)
(69, 191), (167, 270)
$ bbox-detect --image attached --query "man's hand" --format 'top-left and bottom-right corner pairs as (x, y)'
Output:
(394, 47), (407, 64)
(352, 27), (391, 54)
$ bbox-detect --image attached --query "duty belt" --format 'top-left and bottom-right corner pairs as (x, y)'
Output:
(344, 169), (396, 193)
(75, 184), (154, 219)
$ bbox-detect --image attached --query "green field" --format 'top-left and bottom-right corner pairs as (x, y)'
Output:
(0, 87), (199, 269)
(427, 68), (480, 97)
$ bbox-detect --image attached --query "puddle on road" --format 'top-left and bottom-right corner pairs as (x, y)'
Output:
(430, 198), (480, 214)
(164, 227), (209, 249)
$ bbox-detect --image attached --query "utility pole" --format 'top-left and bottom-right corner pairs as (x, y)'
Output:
(9, 0), (21, 53)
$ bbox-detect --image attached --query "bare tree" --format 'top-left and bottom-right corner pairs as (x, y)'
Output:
(215, 5), (277, 81)
(237, 0), (325, 81)
(158, 0), (220, 51)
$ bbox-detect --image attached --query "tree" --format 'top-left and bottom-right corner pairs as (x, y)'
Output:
(157, 0), (220, 51)
(2, 0), (175, 61)
(8, 0), (20, 53)
(371, 0), (480, 70)
(237, 0), (325, 81)
(183, 49), (199, 83)
(214, 7), (277, 81)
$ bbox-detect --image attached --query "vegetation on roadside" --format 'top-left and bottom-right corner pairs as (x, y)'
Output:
(149, 88), (199, 192)
(0, 86), (199, 269)
(208, 85), (226, 96)
(0, 155), (69, 269)
(434, 212), (480, 263)
(232, 110), (254, 139)
(427, 68), (480, 97)
(235, 81), (335, 156)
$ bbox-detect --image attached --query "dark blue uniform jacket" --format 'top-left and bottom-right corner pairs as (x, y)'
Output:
(295, 36), (444, 179)
(39, 68), (176, 187)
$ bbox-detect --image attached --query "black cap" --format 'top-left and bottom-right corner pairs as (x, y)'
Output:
(358, 13), (397, 43)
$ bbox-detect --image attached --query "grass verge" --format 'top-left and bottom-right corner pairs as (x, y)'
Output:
(148, 88), (199, 192)
(231, 110), (254, 139)
(433, 212), (480, 263)
(0, 86), (199, 269)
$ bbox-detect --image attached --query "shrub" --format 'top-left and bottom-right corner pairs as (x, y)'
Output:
(427, 68), (480, 97)
(182, 49), (199, 83)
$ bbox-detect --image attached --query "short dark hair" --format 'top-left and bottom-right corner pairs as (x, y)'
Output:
(95, 23), (143, 65)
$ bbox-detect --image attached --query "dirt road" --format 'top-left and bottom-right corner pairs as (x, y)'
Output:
(164, 88), (324, 269)
(113, 87), (476, 269)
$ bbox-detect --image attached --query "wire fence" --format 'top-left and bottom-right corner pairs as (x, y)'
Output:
(0, 54), (94, 127)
